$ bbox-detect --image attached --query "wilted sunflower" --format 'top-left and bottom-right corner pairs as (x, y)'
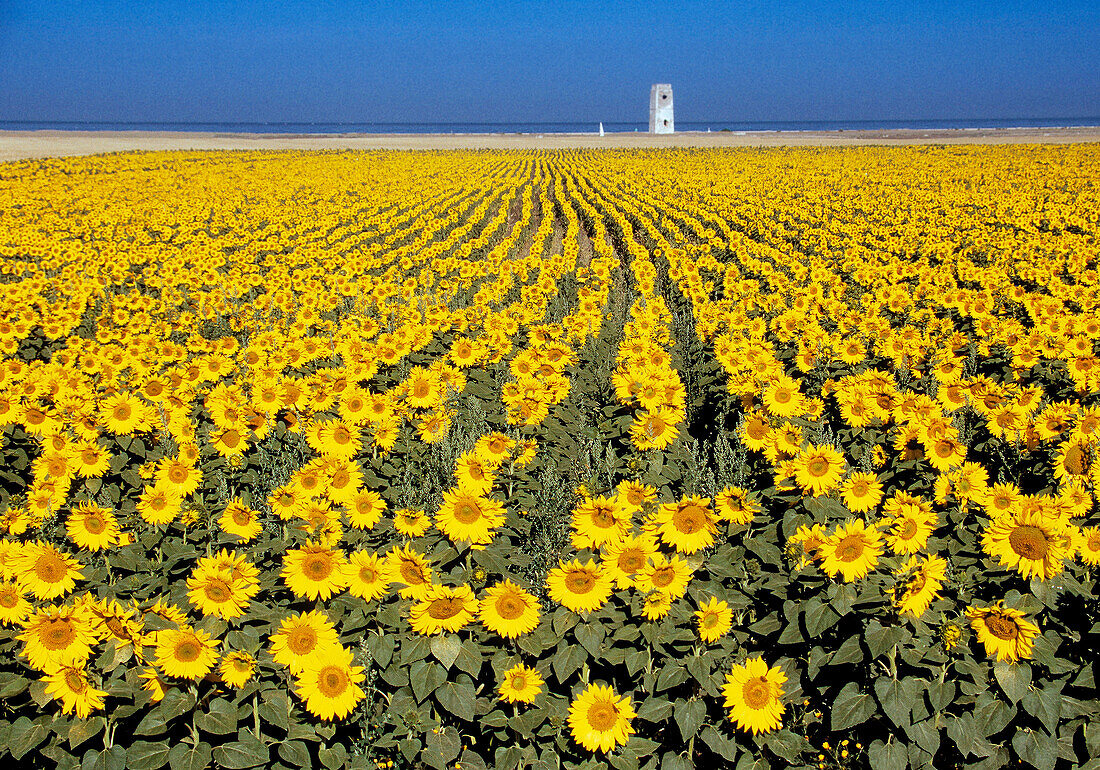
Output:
(281, 544), (349, 600)
(650, 496), (716, 554)
(966, 603), (1040, 662)
(436, 488), (506, 545)
(567, 684), (635, 753)
(294, 645), (366, 721)
(546, 559), (613, 615)
(43, 665), (107, 718)
(218, 651), (257, 688)
(409, 584), (479, 635)
(154, 627), (219, 679)
(269, 610), (341, 673)
(65, 502), (121, 551)
(695, 597), (733, 643)
(982, 509), (1071, 581)
(498, 663), (544, 704)
(819, 519), (883, 582)
(14, 541), (84, 600)
(722, 656), (787, 735)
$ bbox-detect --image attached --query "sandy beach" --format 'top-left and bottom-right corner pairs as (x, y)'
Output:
(1, 126), (1098, 162)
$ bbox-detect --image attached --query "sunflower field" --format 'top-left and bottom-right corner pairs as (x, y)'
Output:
(0, 144), (1099, 770)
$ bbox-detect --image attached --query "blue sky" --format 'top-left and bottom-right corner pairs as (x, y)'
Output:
(1, 0), (1097, 122)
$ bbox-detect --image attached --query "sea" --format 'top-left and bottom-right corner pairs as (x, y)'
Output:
(2, 118), (1098, 134)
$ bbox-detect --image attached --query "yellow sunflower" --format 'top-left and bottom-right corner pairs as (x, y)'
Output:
(386, 545), (435, 600)
(281, 544), (349, 600)
(43, 665), (107, 718)
(695, 597), (734, 643)
(408, 584), (479, 635)
(436, 487), (506, 545)
(722, 656), (787, 735)
(0, 580), (32, 625)
(346, 489), (386, 530)
(571, 495), (631, 550)
(218, 651), (257, 688)
(186, 569), (251, 619)
(982, 509), (1071, 581)
(819, 519), (883, 582)
(602, 534), (658, 589)
(14, 541), (84, 600)
(19, 604), (96, 671)
(393, 507), (432, 537)
(894, 555), (947, 618)
(344, 550), (390, 601)
(567, 684), (636, 753)
(480, 580), (541, 638)
(218, 500), (262, 542)
(966, 603), (1040, 662)
(65, 502), (121, 551)
(714, 486), (760, 524)
(840, 472), (884, 513)
(269, 610), (341, 673)
(1076, 526), (1100, 566)
(793, 444), (847, 497)
(294, 645), (366, 721)
(546, 559), (613, 615)
(154, 627), (219, 679)
(650, 496), (717, 554)
(636, 553), (693, 598)
(498, 663), (544, 704)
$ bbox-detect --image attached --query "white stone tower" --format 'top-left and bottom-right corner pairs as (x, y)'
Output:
(649, 84), (674, 134)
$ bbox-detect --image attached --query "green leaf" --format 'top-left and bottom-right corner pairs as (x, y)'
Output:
(168, 742), (213, 770)
(425, 727), (462, 768)
(575, 622), (605, 658)
(68, 717), (106, 750)
(803, 599), (840, 637)
(85, 746), (128, 770)
(674, 698), (707, 742)
(636, 696), (673, 723)
(410, 660), (448, 702)
(317, 744), (348, 770)
(700, 725), (739, 762)
(867, 739), (908, 770)
(831, 682), (875, 731)
(655, 662), (689, 692)
(430, 634), (462, 669)
(258, 690), (290, 731)
(278, 740), (311, 768)
(194, 698), (237, 735)
(435, 680), (476, 721)
(212, 736), (269, 769)
(904, 719), (940, 757)
(127, 742), (171, 770)
(454, 641), (483, 678)
(994, 661), (1031, 705)
(8, 716), (48, 760)
(1012, 729), (1057, 770)
(874, 677), (913, 728)
(551, 644), (585, 682)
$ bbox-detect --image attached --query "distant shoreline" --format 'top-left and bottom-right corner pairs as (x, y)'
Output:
(2, 126), (1099, 161)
